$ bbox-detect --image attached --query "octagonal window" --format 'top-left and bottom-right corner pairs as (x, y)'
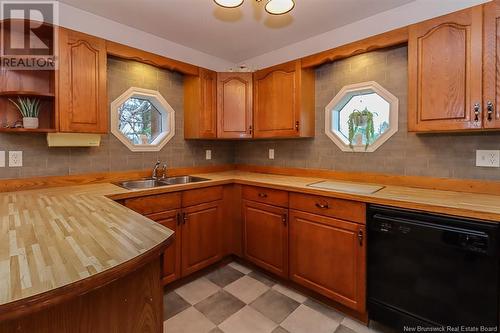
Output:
(325, 81), (398, 152)
(111, 87), (175, 152)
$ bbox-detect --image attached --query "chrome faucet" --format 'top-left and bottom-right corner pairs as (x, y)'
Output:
(161, 163), (168, 179)
(152, 160), (161, 180)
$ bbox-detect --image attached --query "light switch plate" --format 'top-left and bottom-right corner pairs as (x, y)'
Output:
(0, 151), (5, 167)
(205, 150), (212, 160)
(269, 149), (275, 160)
(9, 151), (23, 167)
(476, 150), (500, 167)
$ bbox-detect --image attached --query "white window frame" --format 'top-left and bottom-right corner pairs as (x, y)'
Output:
(110, 87), (175, 152)
(324, 81), (398, 153)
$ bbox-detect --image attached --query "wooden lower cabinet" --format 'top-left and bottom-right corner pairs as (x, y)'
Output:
(181, 201), (223, 276)
(289, 210), (366, 312)
(147, 210), (182, 284)
(243, 200), (288, 278)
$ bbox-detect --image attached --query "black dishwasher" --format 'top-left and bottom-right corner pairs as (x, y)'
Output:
(367, 205), (500, 329)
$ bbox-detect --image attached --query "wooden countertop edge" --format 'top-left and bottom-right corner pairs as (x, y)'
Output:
(108, 176), (500, 223)
(0, 233), (174, 322)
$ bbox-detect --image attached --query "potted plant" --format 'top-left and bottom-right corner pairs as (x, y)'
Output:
(9, 97), (41, 129)
(347, 107), (375, 150)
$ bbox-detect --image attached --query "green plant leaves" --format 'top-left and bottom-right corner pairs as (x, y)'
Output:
(8, 97), (41, 118)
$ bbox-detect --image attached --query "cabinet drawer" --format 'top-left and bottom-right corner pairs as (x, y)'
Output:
(242, 186), (289, 207)
(124, 192), (181, 215)
(182, 186), (223, 207)
(289, 193), (365, 224)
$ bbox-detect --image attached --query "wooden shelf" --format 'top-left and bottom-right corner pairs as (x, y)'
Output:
(0, 127), (56, 133)
(0, 91), (55, 98)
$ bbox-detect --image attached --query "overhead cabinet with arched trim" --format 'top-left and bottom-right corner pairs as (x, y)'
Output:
(58, 28), (108, 133)
(408, 4), (500, 132)
(184, 60), (315, 140)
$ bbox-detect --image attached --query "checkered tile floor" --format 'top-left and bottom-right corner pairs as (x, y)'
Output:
(163, 262), (393, 333)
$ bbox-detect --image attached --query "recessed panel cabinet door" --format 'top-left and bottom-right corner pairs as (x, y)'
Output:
(289, 210), (366, 312)
(184, 69), (217, 138)
(254, 62), (298, 138)
(181, 201), (222, 276)
(58, 28), (108, 133)
(484, 0), (500, 129)
(243, 200), (288, 277)
(148, 210), (182, 284)
(217, 72), (253, 139)
(408, 6), (483, 132)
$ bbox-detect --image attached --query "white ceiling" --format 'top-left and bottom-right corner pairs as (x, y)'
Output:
(58, 0), (415, 63)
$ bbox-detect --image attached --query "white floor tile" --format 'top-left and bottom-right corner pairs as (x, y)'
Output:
(224, 275), (269, 304)
(219, 306), (277, 333)
(164, 307), (216, 333)
(272, 284), (307, 303)
(228, 262), (252, 274)
(281, 304), (340, 333)
(175, 277), (220, 305)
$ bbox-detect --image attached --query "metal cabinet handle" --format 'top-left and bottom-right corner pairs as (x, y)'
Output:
(358, 230), (364, 246)
(315, 202), (329, 209)
(258, 193), (268, 198)
(473, 103), (481, 122)
(182, 212), (187, 225)
(295, 121), (300, 131)
(487, 101), (494, 121)
(282, 213), (288, 226)
(249, 125), (253, 134)
(176, 212), (182, 226)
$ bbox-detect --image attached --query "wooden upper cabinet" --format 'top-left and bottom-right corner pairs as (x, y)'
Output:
(289, 210), (366, 312)
(184, 69), (217, 139)
(408, 6), (483, 132)
(217, 72), (253, 139)
(483, 0), (500, 129)
(253, 60), (314, 138)
(58, 28), (108, 133)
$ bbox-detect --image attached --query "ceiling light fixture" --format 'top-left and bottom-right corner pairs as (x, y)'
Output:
(265, 0), (295, 15)
(213, 0), (295, 15)
(213, 0), (244, 8)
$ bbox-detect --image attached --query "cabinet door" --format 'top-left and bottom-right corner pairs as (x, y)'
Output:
(289, 210), (366, 312)
(408, 7), (483, 132)
(243, 200), (288, 278)
(217, 72), (253, 139)
(184, 69), (217, 139)
(181, 201), (222, 276)
(58, 28), (108, 133)
(148, 210), (182, 284)
(254, 61), (299, 138)
(200, 69), (217, 138)
(484, 0), (500, 129)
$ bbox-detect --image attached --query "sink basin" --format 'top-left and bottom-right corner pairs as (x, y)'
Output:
(116, 176), (210, 190)
(162, 176), (210, 185)
(117, 179), (167, 190)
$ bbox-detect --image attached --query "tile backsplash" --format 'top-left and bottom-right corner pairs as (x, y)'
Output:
(0, 58), (234, 179)
(235, 46), (500, 180)
(1, 47), (499, 181)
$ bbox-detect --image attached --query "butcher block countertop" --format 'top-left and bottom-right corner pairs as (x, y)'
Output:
(2, 169), (500, 317)
(0, 183), (173, 319)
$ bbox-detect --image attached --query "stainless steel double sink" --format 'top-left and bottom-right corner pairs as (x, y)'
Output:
(116, 175), (210, 190)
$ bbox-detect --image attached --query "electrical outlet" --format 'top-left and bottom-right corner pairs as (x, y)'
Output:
(269, 149), (275, 160)
(9, 151), (23, 167)
(476, 150), (500, 167)
(205, 150), (212, 160)
(0, 151), (5, 167)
